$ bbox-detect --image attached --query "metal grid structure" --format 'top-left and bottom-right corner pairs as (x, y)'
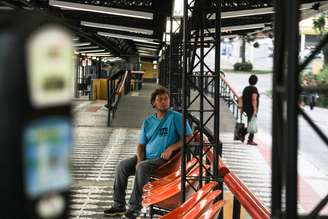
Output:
(158, 45), (170, 88)
(0, 0), (173, 60)
(159, 17), (185, 111)
(181, 0), (222, 208)
(169, 18), (183, 110)
(271, 0), (328, 218)
(3, 0), (328, 218)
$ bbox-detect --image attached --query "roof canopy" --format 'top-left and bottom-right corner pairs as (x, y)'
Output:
(1, 0), (327, 60)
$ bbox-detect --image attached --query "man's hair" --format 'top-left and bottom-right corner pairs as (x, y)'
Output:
(249, 74), (258, 85)
(151, 87), (170, 106)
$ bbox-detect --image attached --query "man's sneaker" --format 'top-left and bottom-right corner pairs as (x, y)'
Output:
(121, 210), (140, 219)
(247, 140), (258, 146)
(104, 206), (126, 216)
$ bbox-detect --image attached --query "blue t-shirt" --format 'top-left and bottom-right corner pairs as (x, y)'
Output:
(139, 110), (193, 159)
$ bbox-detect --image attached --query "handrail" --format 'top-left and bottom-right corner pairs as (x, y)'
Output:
(224, 172), (270, 219)
(218, 71), (246, 123)
(117, 70), (128, 95)
(206, 149), (270, 219)
(219, 72), (240, 98)
(201, 71), (245, 122)
(188, 114), (270, 219)
(107, 70), (130, 126)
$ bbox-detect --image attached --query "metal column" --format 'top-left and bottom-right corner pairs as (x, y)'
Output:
(272, 0), (328, 217)
(181, 0), (222, 205)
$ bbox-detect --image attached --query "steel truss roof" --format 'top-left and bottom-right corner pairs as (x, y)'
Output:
(1, 0), (328, 59)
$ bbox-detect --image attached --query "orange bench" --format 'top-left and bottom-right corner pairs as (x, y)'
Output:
(143, 131), (226, 217)
(144, 158), (198, 192)
(180, 190), (222, 219)
(160, 182), (219, 219)
(142, 165), (206, 210)
(198, 200), (225, 219)
(150, 151), (182, 178)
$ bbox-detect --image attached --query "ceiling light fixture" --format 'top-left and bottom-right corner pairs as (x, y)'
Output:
(76, 46), (99, 50)
(77, 49), (105, 53)
(139, 53), (157, 57)
(138, 50), (156, 54)
(73, 42), (92, 47)
(133, 39), (160, 45)
(207, 23), (266, 33)
(209, 3), (320, 19)
(134, 43), (159, 48)
(49, 0), (153, 20)
(97, 31), (160, 44)
(81, 21), (153, 35)
(136, 47), (158, 51)
(86, 52), (112, 57)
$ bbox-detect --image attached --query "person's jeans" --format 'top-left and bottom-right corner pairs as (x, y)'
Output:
(112, 156), (166, 211)
(247, 113), (254, 141)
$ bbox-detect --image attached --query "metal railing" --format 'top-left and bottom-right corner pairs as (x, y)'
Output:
(218, 72), (246, 123)
(195, 71), (246, 123)
(107, 70), (130, 126)
(188, 115), (270, 219)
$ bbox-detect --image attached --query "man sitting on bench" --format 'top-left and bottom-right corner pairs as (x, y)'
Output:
(104, 87), (192, 219)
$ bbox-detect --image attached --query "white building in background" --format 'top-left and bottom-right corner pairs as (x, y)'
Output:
(193, 37), (273, 72)
(219, 16), (325, 72)
(299, 17), (325, 67)
(220, 37), (274, 71)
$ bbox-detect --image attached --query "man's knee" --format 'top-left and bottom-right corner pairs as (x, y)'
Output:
(116, 158), (132, 173)
(135, 161), (146, 170)
(135, 161), (149, 174)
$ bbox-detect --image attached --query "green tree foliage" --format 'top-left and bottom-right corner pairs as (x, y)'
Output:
(318, 65), (328, 84)
(313, 14), (328, 64)
(233, 62), (253, 71)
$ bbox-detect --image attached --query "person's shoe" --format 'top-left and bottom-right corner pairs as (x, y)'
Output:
(104, 206), (126, 216)
(247, 140), (258, 146)
(121, 210), (140, 219)
(240, 134), (245, 143)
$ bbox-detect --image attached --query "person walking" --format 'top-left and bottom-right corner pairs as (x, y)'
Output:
(242, 75), (259, 146)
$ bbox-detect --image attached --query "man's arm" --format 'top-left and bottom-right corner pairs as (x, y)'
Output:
(161, 135), (192, 160)
(136, 144), (145, 163)
(251, 93), (258, 115)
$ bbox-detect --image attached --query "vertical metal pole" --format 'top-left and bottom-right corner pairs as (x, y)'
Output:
(163, 52), (166, 87)
(199, 5), (205, 188)
(107, 79), (111, 127)
(228, 90), (231, 108)
(181, 0), (188, 203)
(149, 205), (153, 219)
(214, 1), (223, 217)
(75, 55), (80, 98)
(271, 0), (285, 215)
(232, 196), (241, 219)
(236, 105), (239, 122)
(187, 34), (191, 107)
(164, 31), (168, 88)
(167, 48), (170, 88)
(169, 16), (173, 105)
(215, 58), (221, 179)
(99, 57), (102, 78)
(285, 0), (300, 217)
